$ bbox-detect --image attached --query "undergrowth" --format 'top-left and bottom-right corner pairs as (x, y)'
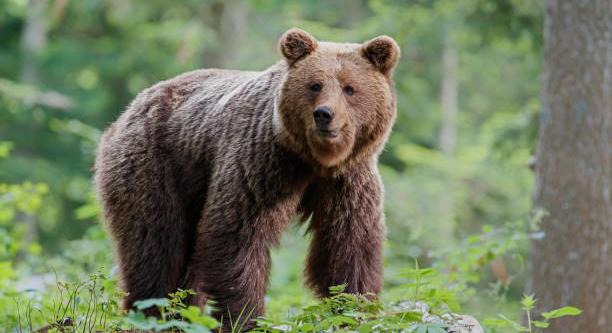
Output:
(0, 211), (580, 332)
(1, 265), (580, 333)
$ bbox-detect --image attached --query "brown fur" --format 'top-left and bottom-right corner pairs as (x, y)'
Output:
(94, 28), (399, 331)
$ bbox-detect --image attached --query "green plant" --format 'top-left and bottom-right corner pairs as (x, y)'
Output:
(122, 289), (218, 333)
(394, 260), (460, 313)
(483, 294), (581, 332)
(1, 268), (123, 333)
(254, 283), (466, 333)
(409, 323), (447, 333)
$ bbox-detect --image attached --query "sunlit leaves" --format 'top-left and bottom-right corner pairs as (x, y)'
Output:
(541, 306), (581, 320)
(0, 142), (13, 158)
(0, 182), (49, 220)
(0, 180), (48, 267)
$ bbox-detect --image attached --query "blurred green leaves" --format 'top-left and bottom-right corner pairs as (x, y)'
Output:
(0, 182), (48, 222)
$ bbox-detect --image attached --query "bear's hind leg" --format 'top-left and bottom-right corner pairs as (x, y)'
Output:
(189, 223), (270, 332)
(118, 193), (190, 313)
(96, 145), (191, 314)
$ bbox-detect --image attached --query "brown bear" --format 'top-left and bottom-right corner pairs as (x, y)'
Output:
(94, 28), (399, 331)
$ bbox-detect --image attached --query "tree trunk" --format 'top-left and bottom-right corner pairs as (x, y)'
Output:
(435, 29), (458, 246)
(439, 30), (458, 154)
(528, 1), (612, 332)
(18, 0), (48, 255)
(203, 0), (247, 68)
(20, 0), (48, 84)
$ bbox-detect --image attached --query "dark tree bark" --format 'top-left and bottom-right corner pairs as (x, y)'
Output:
(529, 1), (612, 332)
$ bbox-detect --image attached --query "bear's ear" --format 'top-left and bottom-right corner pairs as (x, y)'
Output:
(279, 28), (318, 65)
(361, 35), (400, 76)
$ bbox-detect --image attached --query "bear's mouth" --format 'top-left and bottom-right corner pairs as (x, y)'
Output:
(317, 128), (339, 138)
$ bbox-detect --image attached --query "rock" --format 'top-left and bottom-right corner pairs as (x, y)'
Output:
(447, 315), (484, 333)
(394, 301), (484, 333)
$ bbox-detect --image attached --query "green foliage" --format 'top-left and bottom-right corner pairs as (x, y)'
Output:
(122, 290), (218, 333)
(0, 141), (13, 158)
(0, 182), (48, 223)
(541, 306), (581, 320)
(0, 230), (579, 332)
(0, 269), (123, 333)
(0, 269), (220, 333)
(0, 145), (49, 289)
(255, 283), (440, 332)
(433, 211), (545, 290)
(483, 294), (581, 333)
(396, 261), (460, 313)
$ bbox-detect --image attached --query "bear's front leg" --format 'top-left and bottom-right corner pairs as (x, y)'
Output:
(304, 162), (385, 298)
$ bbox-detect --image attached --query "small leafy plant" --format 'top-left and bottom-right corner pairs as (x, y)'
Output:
(122, 289), (218, 333)
(484, 294), (581, 332)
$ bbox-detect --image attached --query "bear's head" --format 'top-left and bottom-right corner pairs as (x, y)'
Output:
(276, 28), (399, 169)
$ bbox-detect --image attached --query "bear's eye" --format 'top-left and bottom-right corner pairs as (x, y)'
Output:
(343, 85), (354, 96)
(310, 83), (322, 92)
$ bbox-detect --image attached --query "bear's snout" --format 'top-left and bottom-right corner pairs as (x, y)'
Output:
(313, 106), (335, 136)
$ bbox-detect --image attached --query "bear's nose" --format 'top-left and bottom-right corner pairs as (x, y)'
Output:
(313, 106), (333, 128)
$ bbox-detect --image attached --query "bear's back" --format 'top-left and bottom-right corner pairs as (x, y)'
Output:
(104, 67), (262, 145)
(158, 68), (261, 117)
